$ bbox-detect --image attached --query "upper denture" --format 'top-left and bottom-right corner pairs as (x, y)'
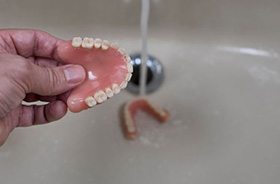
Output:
(57, 37), (133, 112)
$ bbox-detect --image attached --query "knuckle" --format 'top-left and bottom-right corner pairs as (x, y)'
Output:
(1, 55), (30, 80)
(15, 60), (30, 78)
(44, 68), (64, 93)
(12, 60), (32, 91)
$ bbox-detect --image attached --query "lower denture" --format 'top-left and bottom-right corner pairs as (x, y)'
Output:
(57, 37), (133, 112)
(122, 98), (170, 140)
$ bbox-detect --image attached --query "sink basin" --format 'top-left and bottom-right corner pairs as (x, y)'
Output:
(1, 0), (280, 183)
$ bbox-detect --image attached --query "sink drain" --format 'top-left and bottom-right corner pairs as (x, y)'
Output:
(127, 53), (164, 94)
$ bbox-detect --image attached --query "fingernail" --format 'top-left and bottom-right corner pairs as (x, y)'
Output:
(64, 65), (85, 84)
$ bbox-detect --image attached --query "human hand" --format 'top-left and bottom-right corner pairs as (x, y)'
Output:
(0, 29), (86, 146)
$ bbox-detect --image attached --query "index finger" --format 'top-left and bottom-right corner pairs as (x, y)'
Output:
(0, 29), (65, 61)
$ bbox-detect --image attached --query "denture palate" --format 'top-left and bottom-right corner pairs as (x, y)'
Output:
(57, 37), (133, 112)
(122, 98), (170, 140)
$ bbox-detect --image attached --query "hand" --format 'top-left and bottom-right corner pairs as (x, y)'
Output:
(0, 29), (86, 146)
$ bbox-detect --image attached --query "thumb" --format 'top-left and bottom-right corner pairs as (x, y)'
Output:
(28, 64), (86, 96)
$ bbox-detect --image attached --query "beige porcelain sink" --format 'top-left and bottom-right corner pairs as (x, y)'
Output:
(1, 0), (280, 183)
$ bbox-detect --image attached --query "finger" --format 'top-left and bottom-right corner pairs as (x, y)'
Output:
(23, 93), (39, 102)
(30, 57), (61, 68)
(0, 29), (66, 60)
(24, 94), (57, 103)
(18, 100), (67, 127)
(58, 91), (71, 103)
(25, 61), (86, 96)
(24, 90), (70, 103)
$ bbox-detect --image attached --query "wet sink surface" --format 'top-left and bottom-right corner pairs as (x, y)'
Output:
(1, 0), (280, 183)
(1, 30), (280, 184)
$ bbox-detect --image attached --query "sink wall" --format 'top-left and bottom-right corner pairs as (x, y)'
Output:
(1, 0), (280, 184)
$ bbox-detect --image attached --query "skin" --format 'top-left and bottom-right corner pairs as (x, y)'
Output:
(0, 29), (86, 146)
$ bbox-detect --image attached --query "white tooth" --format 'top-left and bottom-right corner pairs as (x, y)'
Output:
(118, 48), (126, 55)
(127, 63), (133, 73)
(126, 122), (136, 132)
(112, 84), (121, 94)
(94, 38), (102, 48)
(72, 37), (82, 47)
(120, 81), (128, 89)
(82, 37), (94, 48)
(105, 88), (114, 98)
(125, 55), (131, 63)
(94, 90), (107, 103)
(101, 40), (109, 50)
(125, 73), (132, 81)
(94, 91), (103, 103)
(100, 91), (108, 101)
(85, 96), (97, 107)
(110, 42), (119, 49)
(159, 110), (167, 117)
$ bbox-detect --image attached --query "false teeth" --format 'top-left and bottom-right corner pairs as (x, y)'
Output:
(94, 90), (107, 103)
(68, 36), (134, 112)
(127, 63), (133, 73)
(118, 48), (126, 55)
(82, 37), (94, 48)
(112, 84), (121, 94)
(101, 40), (110, 50)
(105, 88), (114, 98)
(125, 73), (132, 81)
(72, 37), (82, 47)
(120, 81), (128, 89)
(110, 42), (119, 49)
(94, 38), (102, 49)
(125, 55), (131, 63)
(85, 96), (97, 107)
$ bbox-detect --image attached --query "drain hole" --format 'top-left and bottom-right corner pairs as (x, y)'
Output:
(126, 53), (164, 94)
(130, 64), (154, 86)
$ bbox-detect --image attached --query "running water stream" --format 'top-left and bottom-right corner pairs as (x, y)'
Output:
(139, 0), (150, 96)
